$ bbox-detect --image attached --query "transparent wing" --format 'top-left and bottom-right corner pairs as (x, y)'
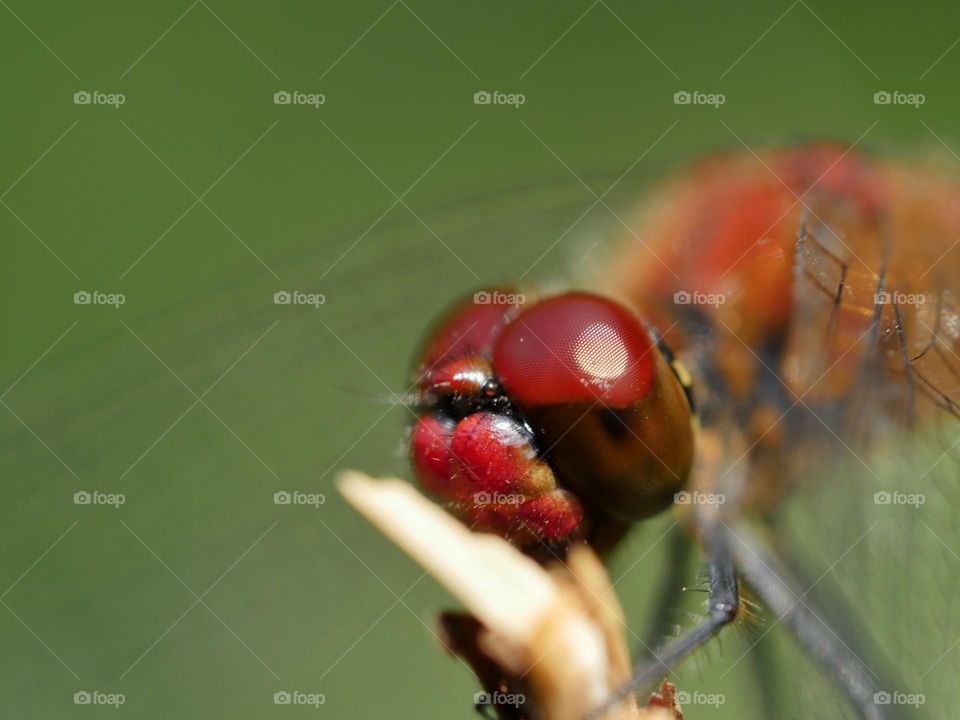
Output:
(767, 161), (960, 719)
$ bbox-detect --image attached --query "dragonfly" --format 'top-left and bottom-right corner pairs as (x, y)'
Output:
(406, 144), (960, 720)
(11, 140), (955, 719)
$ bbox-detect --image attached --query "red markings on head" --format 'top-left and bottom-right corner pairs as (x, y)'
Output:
(410, 414), (455, 497)
(410, 409), (581, 543)
(449, 412), (541, 496)
(517, 489), (584, 540)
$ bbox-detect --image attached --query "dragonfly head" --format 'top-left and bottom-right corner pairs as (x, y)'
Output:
(410, 288), (695, 547)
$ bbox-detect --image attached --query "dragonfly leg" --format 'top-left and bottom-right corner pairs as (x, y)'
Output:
(728, 520), (901, 720)
(589, 519), (738, 717)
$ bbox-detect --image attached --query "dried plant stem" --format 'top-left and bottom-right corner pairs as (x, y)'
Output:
(339, 471), (682, 720)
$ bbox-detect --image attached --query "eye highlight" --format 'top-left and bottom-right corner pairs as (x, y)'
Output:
(573, 321), (631, 380)
(492, 292), (657, 408)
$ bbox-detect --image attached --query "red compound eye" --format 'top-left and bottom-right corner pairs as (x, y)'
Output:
(492, 292), (657, 408)
(418, 289), (522, 371)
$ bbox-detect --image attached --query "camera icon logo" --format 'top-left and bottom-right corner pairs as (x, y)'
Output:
(473, 290), (491, 304)
(273, 291), (291, 305)
(473, 91), (492, 105)
(74, 491), (92, 505)
(473, 691), (492, 705)
(874, 290), (891, 305)
(673, 91), (691, 105)
(874, 491), (892, 505)
(673, 290), (691, 305)
(874, 691), (892, 705)
(74, 291), (91, 305)
(274, 491), (292, 505)
(73, 91), (92, 105)
(674, 491), (691, 505)
(274, 690), (292, 705)
(74, 691), (92, 705)
(873, 91), (891, 105)
(273, 91), (292, 105)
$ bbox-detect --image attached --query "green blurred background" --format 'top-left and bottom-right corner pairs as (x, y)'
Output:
(3, 1), (960, 717)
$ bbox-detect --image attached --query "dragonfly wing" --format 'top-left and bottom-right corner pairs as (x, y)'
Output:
(774, 156), (960, 718)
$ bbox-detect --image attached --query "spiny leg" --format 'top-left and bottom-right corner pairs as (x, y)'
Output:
(728, 520), (902, 720)
(590, 519), (739, 717)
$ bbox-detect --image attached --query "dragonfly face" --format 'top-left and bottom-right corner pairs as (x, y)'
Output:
(410, 289), (695, 546)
